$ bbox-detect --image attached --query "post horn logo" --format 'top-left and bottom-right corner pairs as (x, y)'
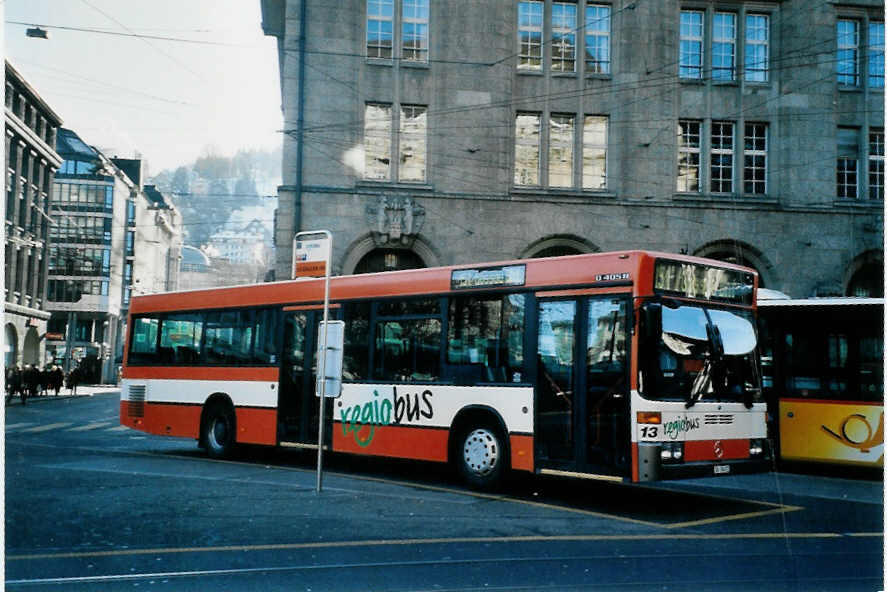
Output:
(713, 440), (724, 459)
(821, 412), (884, 453)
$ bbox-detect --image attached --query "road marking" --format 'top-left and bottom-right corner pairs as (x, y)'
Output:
(5, 423), (35, 430)
(7, 531), (876, 562)
(67, 422), (112, 432)
(664, 505), (804, 529)
(18, 422), (72, 433)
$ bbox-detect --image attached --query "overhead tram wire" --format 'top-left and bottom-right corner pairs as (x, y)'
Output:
(77, 0), (210, 83)
(285, 40), (875, 139)
(5, 21), (251, 47)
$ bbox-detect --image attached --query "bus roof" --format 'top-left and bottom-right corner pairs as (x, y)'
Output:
(129, 249), (758, 314)
(758, 296), (884, 307)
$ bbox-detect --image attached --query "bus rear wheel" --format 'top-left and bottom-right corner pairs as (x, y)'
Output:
(201, 402), (236, 459)
(457, 425), (505, 491)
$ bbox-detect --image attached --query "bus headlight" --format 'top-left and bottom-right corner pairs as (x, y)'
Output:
(660, 442), (684, 463)
(749, 439), (765, 457)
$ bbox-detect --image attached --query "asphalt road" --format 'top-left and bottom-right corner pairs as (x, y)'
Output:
(5, 390), (884, 591)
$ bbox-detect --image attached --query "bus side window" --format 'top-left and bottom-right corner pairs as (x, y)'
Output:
(446, 293), (525, 385)
(343, 302), (370, 380)
(129, 317), (160, 365)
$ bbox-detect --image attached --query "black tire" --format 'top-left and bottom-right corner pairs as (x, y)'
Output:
(201, 402), (236, 459)
(456, 423), (507, 491)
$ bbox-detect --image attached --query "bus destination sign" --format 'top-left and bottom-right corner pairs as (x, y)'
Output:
(451, 264), (526, 290)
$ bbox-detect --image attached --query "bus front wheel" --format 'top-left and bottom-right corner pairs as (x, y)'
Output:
(201, 402), (236, 459)
(457, 425), (505, 490)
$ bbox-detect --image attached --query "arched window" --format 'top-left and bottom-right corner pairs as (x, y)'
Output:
(353, 249), (426, 274)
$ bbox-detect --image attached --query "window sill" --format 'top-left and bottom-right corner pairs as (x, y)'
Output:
(712, 80), (739, 87)
(832, 198), (884, 208)
(401, 60), (430, 70)
(679, 77), (705, 85)
(552, 71), (577, 78)
(672, 193), (779, 206)
(585, 73), (612, 81)
(516, 69), (544, 76)
(366, 58), (394, 67)
(837, 85), (863, 93)
(356, 179), (434, 192)
(511, 186), (616, 198)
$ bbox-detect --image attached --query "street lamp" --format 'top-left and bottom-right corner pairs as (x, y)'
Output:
(25, 27), (49, 39)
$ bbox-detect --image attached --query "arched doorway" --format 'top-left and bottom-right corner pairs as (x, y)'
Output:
(22, 327), (40, 366)
(693, 240), (773, 288)
(5, 324), (17, 367)
(353, 248), (426, 274)
(521, 235), (599, 259)
(846, 251), (884, 297)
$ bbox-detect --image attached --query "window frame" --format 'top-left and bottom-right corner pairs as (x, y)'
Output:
(710, 121), (734, 193)
(677, 119), (702, 193)
(712, 12), (737, 82)
(518, 0), (545, 71)
(551, 2), (578, 73)
(743, 122), (768, 196)
(679, 10), (704, 80)
(837, 19), (861, 87)
(868, 129), (884, 201)
(585, 4), (611, 75)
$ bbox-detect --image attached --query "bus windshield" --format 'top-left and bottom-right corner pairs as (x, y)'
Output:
(644, 302), (760, 406)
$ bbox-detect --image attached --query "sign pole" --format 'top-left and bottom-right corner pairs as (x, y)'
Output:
(315, 233), (331, 493)
(294, 230), (333, 494)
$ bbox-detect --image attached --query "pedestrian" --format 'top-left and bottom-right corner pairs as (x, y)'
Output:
(51, 365), (64, 396)
(24, 365), (39, 401)
(67, 366), (80, 396)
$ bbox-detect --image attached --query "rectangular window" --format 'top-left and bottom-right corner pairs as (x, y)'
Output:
(402, 0), (429, 62)
(549, 114), (575, 187)
(447, 293), (526, 384)
(710, 121), (734, 193)
(869, 130), (884, 200)
(518, 1), (544, 71)
(582, 115), (607, 190)
(869, 22), (885, 88)
(399, 104), (427, 182)
(344, 302), (371, 380)
(743, 123), (768, 195)
(130, 317), (160, 363)
(253, 308), (281, 364)
(712, 12), (736, 81)
(677, 120), (701, 192)
(204, 310), (254, 364)
(159, 313), (204, 364)
(837, 127), (860, 199)
(679, 11), (704, 79)
(364, 103), (392, 180)
(375, 318), (441, 382)
(585, 4), (611, 74)
(837, 19), (860, 86)
(367, 0), (394, 59)
(745, 14), (769, 82)
(551, 2), (577, 73)
(515, 112), (541, 185)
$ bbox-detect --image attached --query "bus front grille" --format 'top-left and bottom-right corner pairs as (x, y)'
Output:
(128, 385), (146, 418)
(704, 413), (733, 425)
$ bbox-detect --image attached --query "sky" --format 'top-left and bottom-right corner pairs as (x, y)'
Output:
(3, 0), (282, 176)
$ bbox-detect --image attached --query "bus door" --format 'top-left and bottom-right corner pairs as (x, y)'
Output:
(536, 296), (630, 474)
(279, 309), (337, 445)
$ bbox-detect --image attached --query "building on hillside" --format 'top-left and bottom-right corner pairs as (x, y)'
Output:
(46, 130), (183, 383)
(204, 218), (273, 265)
(261, 0), (884, 298)
(4, 60), (63, 370)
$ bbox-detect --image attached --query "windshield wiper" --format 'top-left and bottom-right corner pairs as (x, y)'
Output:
(685, 314), (724, 409)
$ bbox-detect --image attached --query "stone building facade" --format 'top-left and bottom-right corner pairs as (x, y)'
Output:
(262, 0), (884, 297)
(46, 131), (183, 383)
(4, 61), (63, 369)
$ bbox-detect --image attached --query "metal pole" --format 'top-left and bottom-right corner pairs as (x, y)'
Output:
(315, 231), (331, 493)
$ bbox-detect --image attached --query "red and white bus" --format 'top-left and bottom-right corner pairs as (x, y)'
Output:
(120, 250), (769, 488)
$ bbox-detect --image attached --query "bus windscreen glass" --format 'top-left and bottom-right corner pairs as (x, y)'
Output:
(654, 260), (754, 305)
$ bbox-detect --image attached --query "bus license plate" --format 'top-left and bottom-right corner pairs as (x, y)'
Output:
(713, 465), (730, 475)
